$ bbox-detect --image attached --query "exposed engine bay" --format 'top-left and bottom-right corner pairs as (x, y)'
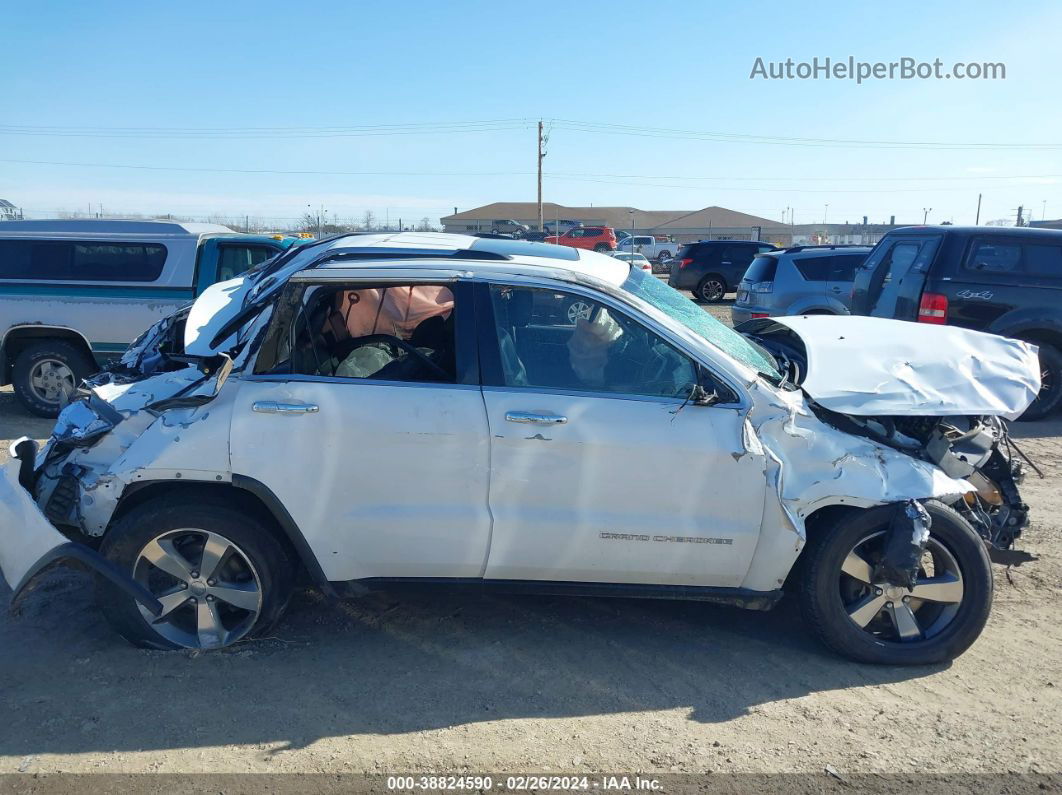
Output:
(741, 318), (1033, 550)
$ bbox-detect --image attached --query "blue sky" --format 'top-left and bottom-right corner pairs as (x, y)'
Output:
(3, 0), (1061, 227)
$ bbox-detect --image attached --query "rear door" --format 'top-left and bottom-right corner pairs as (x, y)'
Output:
(824, 253), (867, 310)
(720, 243), (759, 286)
(851, 234), (942, 319)
(229, 278), (492, 582)
(946, 236), (1062, 331)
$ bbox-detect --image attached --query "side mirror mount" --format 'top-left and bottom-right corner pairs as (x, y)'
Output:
(691, 383), (721, 407)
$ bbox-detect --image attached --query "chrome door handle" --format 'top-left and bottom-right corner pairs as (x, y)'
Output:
(252, 401), (319, 415)
(505, 411), (567, 424)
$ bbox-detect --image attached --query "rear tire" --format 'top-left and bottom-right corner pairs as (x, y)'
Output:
(798, 500), (992, 665)
(11, 340), (97, 418)
(97, 497), (295, 650)
(1018, 342), (1062, 421)
(696, 275), (727, 302)
(593, 243), (610, 253)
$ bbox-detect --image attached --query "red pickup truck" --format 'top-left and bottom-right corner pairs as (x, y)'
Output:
(545, 226), (617, 252)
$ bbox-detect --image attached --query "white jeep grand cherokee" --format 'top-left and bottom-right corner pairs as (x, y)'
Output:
(0, 233), (1041, 664)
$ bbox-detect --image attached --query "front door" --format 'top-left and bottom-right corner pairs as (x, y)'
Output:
(229, 279), (492, 582)
(476, 282), (767, 588)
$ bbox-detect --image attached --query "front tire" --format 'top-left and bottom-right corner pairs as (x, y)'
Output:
(12, 340), (96, 418)
(97, 498), (295, 650)
(798, 500), (992, 665)
(1018, 342), (1062, 421)
(593, 243), (611, 253)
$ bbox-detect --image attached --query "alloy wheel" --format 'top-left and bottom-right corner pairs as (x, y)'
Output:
(839, 531), (965, 643)
(698, 278), (726, 302)
(133, 529), (263, 649)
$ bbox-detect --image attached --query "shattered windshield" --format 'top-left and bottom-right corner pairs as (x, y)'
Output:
(620, 268), (780, 378)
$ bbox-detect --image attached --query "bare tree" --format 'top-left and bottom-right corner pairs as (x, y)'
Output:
(416, 216), (435, 232)
(361, 210), (377, 231)
(985, 218), (1014, 227)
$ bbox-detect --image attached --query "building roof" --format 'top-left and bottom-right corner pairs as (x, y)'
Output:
(442, 203), (782, 231)
(0, 200), (16, 210)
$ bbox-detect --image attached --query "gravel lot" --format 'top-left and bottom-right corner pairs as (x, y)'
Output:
(0, 298), (1059, 782)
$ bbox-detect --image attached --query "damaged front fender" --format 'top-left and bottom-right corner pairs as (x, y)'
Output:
(0, 457), (161, 616)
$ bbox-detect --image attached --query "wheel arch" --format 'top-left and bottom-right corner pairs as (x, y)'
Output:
(110, 476), (335, 595)
(1, 324), (96, 385)
(784, 502), (886, 590)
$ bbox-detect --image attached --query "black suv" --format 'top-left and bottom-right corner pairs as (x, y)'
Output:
(668, 240), (779, 302)
(851, 225), (1062, 419)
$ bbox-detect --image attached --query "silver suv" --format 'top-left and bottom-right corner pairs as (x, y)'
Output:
(731, 245), (871, 325)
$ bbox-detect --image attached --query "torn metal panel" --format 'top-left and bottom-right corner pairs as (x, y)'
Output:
(738, 385), (974, 592)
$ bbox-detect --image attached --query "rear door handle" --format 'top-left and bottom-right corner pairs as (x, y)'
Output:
(505, 411), (567, 424)
(252, 401), (319, 415)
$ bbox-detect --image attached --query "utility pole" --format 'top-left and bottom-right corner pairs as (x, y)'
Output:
(1016, 205), (1024, 227)
(922, 207), (932, 224)
(537, 120), (545, 232)
(975, 194), (982, 225)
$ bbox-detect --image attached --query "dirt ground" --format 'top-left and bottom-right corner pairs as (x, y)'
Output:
(0, 299), (1059, 780)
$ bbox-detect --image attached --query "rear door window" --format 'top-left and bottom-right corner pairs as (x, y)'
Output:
(1023, 243), (1062, 279)
(828, 254), (867, 282)
(793, 256), (833, 281)
(0, 239), (167, 281)
(964, 240), (1022, 274)
(962, 238), (1062, 281)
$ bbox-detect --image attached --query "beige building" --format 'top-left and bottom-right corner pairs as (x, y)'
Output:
(441, 203), (786, 243)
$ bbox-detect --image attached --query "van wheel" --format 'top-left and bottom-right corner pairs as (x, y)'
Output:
(1018, 342), (1062, 421)
(11, 340), (97, 418)
(97, 498), (295, 650)
(696, 275), (727, 302)
(798, 500), (992, 665)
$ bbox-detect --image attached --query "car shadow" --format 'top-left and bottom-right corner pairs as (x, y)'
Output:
(1008, 416), (1062, 440)
(0, 572), (944, 756)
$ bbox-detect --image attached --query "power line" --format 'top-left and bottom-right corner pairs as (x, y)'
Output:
(550, 119), (1062, 150)
(5, 159), (1060, 189)
(0, 158), (533, 177)
(1, 116), (1059, 149)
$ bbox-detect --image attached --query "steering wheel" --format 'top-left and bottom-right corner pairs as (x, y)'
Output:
(333, 333), (451, 381)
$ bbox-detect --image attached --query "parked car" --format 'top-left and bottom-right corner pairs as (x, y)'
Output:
(850, 225), (1062, 420)
(0, 220), (298, 417)
(523, 231), (550, 242)
(542, 219), (583, 235)
(731, 245), (871, 325)
(489, 219), (529, 237)
(545, 226), (617, 252)
(615, 235), (679, 263)
(1, 233), (1040, 665)
(668, 240), (779, 302)
(610, 251), (653, 272)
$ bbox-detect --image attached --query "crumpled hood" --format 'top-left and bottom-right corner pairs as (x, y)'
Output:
(742, 315), (1041, 418)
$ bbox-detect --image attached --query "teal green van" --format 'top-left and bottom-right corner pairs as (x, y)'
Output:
(0, 219), (301, 416)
